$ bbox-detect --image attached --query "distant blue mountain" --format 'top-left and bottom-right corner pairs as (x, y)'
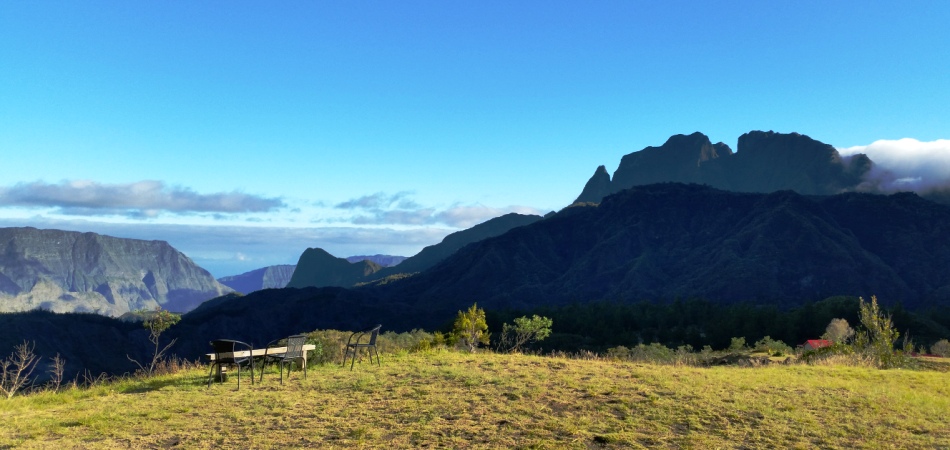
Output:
(345, 255), (407, 267)
(217, 264), (296, 294)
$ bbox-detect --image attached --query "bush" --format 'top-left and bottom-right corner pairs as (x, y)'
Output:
(606, 343), (697, 366)
(753, 336), (793, 357)
(931, 339), (950, 357)
(305, 328), (441, 366)
(729, 337), (747, 352)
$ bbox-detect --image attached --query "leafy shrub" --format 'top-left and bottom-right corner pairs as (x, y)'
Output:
(305, 328), (440, 365)
(606, 343), (697, 365)
(729, 337), (747, 352)
(753, 336), (793, 357)
(931, 339), (950, 357)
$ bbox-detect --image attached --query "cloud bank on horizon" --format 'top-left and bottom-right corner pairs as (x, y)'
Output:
(0, 180), (284, 218)
(334, 191), (541, 228)
(839, 138), (950, 195)
(0, 180), (543, 277)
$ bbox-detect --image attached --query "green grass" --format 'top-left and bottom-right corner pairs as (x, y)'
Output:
(1, 351), (948, 449)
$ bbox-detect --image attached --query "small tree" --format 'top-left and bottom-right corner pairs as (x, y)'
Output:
(453, 303), (490, 352)
(47, 353), (66, 392)
(498, 315), (553, 353)
(854, 296), (907, 369)
(129, 307), (181, 376)
(1, 341), (41, 399)
(822, 318), (855, 344)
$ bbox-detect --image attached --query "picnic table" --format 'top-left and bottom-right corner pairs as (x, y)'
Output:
(206, 344), (316, 381)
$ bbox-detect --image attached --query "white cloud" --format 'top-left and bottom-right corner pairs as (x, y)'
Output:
(334, 191), (416, 210)
(0, 180), (284, 218)
(839, 139), (950, 194)
(435, 204), (543, 228)
(335, 191), (543, 227)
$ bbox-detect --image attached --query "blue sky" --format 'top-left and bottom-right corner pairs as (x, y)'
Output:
(2, 2), (949, 277)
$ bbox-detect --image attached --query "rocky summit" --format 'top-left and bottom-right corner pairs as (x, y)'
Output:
(0, 227), (232, 316)
(575, 131), (872, 203)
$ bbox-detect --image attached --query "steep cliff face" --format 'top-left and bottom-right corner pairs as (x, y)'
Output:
(0, 227), (232, 316)
(610, 132), (733, 190)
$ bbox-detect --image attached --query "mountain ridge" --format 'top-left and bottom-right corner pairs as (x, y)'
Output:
(286, 212), (544, 289)
(0, 227), (232, 316)
(576, 131), (873, 203)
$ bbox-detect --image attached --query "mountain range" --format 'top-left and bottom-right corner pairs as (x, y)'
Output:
(381, 184), (950, 314)
(4, 129), (950, 379)
(218, 256), (406, 294)
(345, 255), (407, 267)
(216, 265), (297, 294)
(287, 212), (543, 288)
(0, 227), (231, 316)
(161, 183), (950, 360)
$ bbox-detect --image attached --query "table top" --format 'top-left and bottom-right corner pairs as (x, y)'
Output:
(206, 344), (316, 361)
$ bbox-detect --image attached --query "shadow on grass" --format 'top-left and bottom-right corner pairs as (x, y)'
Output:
(120, 373), (212, 393)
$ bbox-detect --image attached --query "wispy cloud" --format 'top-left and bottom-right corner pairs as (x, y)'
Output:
(435, 204), (543, 228)
(0, 180), (284, 218)
(336, 191), (543, 228)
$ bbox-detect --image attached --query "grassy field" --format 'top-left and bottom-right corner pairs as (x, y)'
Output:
(1, 351), (949, 449)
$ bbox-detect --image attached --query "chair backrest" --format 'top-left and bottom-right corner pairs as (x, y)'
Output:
(366, 325), (381, 345)
(284, 334), (307, 359)
(210, 339), (238, 364)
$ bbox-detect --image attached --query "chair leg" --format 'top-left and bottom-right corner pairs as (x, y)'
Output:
(373, 347), (381, 366)
(208, 363), (216, 388)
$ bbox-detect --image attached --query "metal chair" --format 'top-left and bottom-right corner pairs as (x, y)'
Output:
(208, 339), (255, 389)
(259, 334), (308, 385)
(342, 324), (381, 370)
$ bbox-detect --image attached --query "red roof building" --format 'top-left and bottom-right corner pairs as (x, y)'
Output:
(803, 339), (833, 350)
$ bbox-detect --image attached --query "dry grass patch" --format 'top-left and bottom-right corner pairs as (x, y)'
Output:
(1, 351), (948, 449)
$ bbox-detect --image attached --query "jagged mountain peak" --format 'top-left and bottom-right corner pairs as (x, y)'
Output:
(578, 130), (872, 203)
(574, 165), (612, 204)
